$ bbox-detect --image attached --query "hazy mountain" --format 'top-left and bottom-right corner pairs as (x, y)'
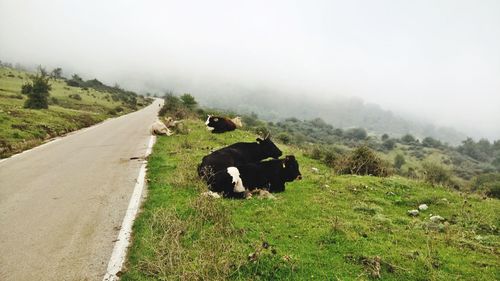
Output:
(198, 88), (467, 145)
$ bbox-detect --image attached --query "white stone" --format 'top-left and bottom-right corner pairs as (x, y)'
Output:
(202, 191), (221, 199)
(311, 167), (319, 173)
(418, 204), (428, 211)
(430, 215), (445, 223)
(408, 209), (419, 216)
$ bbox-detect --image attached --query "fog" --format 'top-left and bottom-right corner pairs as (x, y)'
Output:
(1, 0), (499, 140)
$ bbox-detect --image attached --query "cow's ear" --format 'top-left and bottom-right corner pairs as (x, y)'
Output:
(256, 138), (263, 143)
(213, 117), (219, 122)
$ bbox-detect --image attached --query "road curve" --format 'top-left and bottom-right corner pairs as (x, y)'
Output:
(0, 99), (162, 281)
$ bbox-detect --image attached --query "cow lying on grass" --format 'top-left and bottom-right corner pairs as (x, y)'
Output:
(208, 155), (302, 198)
(205, 115), (242, 133)
(198, 135), (282, 180)
(150, 120), (173, 136)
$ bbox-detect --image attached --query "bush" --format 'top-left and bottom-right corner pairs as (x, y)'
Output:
(180, 93), (197, 109)
(323, 150), (340, 167)
(394, 154), (406, 170)
(401, 134), (417, 144)
(382, 139), (396, 150)
(344, 128), (367, 140)
(335, 146), (392, 177)
(308, 147), (323, 160)
(23, 69), (51, 109)
(421, 162), (451, 186)
(422, 137), (442, 148)
(159, 93), (181, 116)
(470, 173), (500, 199)
(276, 132), (292, 144)
(69, 93), (82, 100)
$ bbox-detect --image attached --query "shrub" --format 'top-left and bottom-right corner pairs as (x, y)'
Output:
(180, 93), (197, 109)
(308, 147), (323, 160)
(421, 162), (451, 186)
(23, 69), (51, 109)
(382, 139), (396, 150)
(276, 132), (292, 144)
(401, 134), (417, 144)
(335, 146), (392, 177)
(469, 173), (500, 199)
(69, 93), (82, 100)
(323, 150), (340, 167)
(242, 112), (259, 127)
(422, 137), (442, 148)
(394, 154), (406, 170)
(344, 128), (367, 140)
(159, 93), (181, 116)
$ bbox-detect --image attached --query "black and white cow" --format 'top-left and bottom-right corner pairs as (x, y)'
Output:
(205, 115), (237, 133)
(198, 136), (282, 180)
(209, 155), (302, 198)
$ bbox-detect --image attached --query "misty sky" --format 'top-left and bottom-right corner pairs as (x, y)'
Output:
(1, 0), (499, 139)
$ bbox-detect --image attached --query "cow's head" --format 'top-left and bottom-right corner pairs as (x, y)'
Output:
(256, 135), (282, 159)
(205, 115), (218, 131)
(282, 155), (302, 181)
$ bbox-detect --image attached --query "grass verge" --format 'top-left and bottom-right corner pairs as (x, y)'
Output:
(123, 119), (499, 280)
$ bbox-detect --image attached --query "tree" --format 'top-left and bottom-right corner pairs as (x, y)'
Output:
(401, 134), (416, 144)
(23, 68), (51, 109)
(422, 137), (441, 148)
(345, 128), (367, 140)
(180, 93), (197, 109)
(67, 74), (83, 87)
(382, 139), (396, 150)
(381, 133), (389, 141)
(50, 67), (63, 79)
(394, 154), (406, 170)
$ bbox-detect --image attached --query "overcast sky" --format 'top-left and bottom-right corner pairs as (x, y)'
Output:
(1, 0), (499, 139)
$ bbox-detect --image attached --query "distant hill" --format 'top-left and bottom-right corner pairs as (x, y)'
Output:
(198, 89), (466, 145)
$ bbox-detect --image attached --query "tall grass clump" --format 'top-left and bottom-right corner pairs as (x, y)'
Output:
(421, 161), (452, 186)
(135, 196), (246, 280)
(335, 146), (393, 177)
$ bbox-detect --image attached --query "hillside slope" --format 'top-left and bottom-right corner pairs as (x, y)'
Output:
(0, 67), (151, 158)
(122, 119), (499, 280)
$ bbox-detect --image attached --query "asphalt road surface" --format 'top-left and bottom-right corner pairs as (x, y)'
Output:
(0, 99), (162, 280)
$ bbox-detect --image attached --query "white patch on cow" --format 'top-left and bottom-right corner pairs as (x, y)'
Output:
(205, 115), (215, 131)
(227, 167), (245, 193)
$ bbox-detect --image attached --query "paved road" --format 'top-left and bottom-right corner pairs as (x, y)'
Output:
(0, 99), (162, 281)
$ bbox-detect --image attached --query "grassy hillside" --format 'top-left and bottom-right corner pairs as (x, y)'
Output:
(122, 119), (499, 280)
(0, 66), (151, 158)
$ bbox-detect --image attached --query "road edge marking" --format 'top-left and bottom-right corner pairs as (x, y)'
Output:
(102, 134), (156, 281)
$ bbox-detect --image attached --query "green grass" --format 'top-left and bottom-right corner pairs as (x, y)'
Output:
(0, 67), (150, 158)
(123, 119), (500, 280)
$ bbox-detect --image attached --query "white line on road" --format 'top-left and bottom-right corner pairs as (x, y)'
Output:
(102, 134), (156, 281)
